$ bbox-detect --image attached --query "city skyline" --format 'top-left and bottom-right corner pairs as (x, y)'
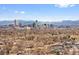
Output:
(0, 4), (79, 22)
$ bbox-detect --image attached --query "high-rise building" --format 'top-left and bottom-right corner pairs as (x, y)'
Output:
(14, 19), (19, 27)
(14, 19), (17, 26)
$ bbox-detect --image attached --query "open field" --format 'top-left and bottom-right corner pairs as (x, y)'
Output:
(0, 28), (79, 55)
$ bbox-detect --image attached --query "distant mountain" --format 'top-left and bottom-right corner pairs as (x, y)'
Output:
(61, 20), (79, 25)
(52, 20), (79, 26)
(51, 20), (79, 28)
(0, 21), (13, 26)
(0, 20), (79, 27)
(0, 20), (34, 26)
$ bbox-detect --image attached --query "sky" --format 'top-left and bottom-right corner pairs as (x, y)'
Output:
(0, 4), (79, 22)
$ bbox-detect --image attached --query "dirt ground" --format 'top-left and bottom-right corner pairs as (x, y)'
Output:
(0, 28), (79, 55)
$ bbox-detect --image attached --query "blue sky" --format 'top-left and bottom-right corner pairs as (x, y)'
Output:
(0, 4), (79, 22)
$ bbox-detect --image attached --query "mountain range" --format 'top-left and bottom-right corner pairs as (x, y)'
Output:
(0, 20), (79, 27)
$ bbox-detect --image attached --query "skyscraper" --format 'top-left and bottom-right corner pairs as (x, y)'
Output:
(14, 19), (17, 26)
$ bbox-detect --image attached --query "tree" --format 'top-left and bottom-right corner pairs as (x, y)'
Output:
(32, 20), (38, 28)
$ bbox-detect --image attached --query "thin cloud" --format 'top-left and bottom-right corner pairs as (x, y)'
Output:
(54, 4), (76, 8)
(15, 11), (19, 13)
(70, 4), (75, 7)
(14, 11), (25, 14)
(20, 11), (25, 14)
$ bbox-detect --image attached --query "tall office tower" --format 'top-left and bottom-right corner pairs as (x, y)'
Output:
(14, 19), (17, 26)
(14, 19), (18, 26)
